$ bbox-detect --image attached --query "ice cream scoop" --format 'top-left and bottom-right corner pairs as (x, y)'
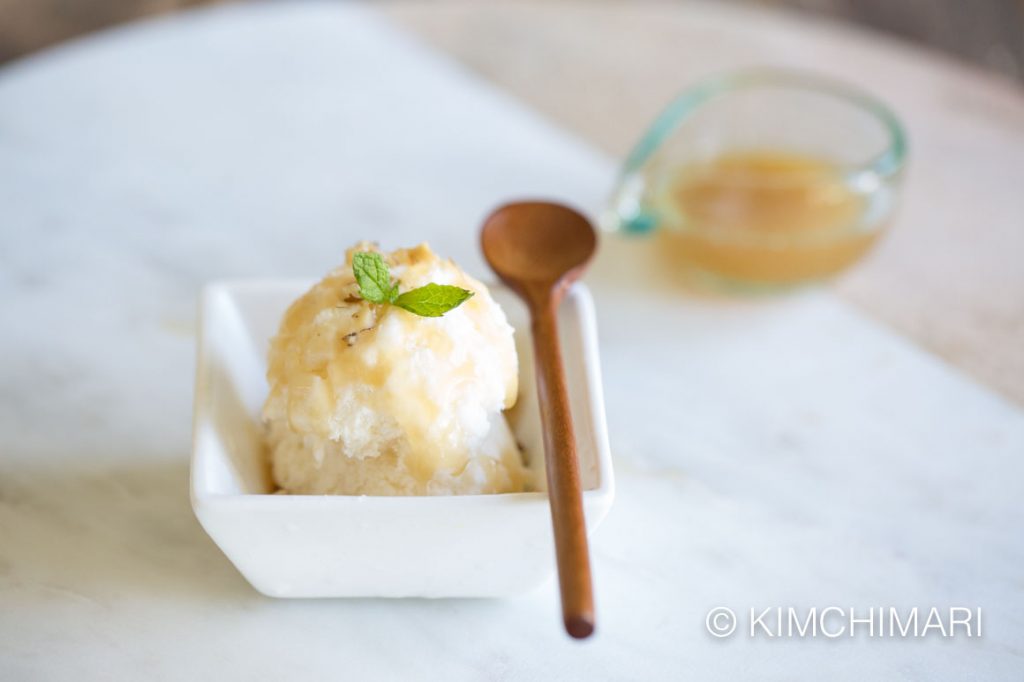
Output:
(262, 243), (528, 496)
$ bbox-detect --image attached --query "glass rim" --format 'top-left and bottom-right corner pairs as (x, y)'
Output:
(621, 68), (908, 185)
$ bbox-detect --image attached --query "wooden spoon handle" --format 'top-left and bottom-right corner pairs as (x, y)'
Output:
(531, 294), (595, 639)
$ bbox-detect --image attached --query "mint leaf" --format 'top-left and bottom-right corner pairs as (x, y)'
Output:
(352, 251), (398, 304)
(351, 251), (472, 317)
(394, 283), (473, 317)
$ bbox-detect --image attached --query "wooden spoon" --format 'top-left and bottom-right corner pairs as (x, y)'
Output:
(481, 201), (598, 639)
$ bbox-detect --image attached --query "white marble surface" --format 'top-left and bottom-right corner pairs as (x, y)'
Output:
(0, 4), (1022, 680)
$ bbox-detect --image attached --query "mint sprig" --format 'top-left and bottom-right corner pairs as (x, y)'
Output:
(352, 251), (473, 317)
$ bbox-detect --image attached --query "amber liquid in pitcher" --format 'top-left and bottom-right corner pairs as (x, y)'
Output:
(655, 150), (882, 285)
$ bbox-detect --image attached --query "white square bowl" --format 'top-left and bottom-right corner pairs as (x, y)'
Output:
(191, 280), (614, 598)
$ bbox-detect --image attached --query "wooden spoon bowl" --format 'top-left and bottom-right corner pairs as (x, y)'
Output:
(482, 202), (598, 300)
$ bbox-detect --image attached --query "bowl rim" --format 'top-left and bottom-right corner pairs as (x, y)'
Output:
(621, 67), (908, 185)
